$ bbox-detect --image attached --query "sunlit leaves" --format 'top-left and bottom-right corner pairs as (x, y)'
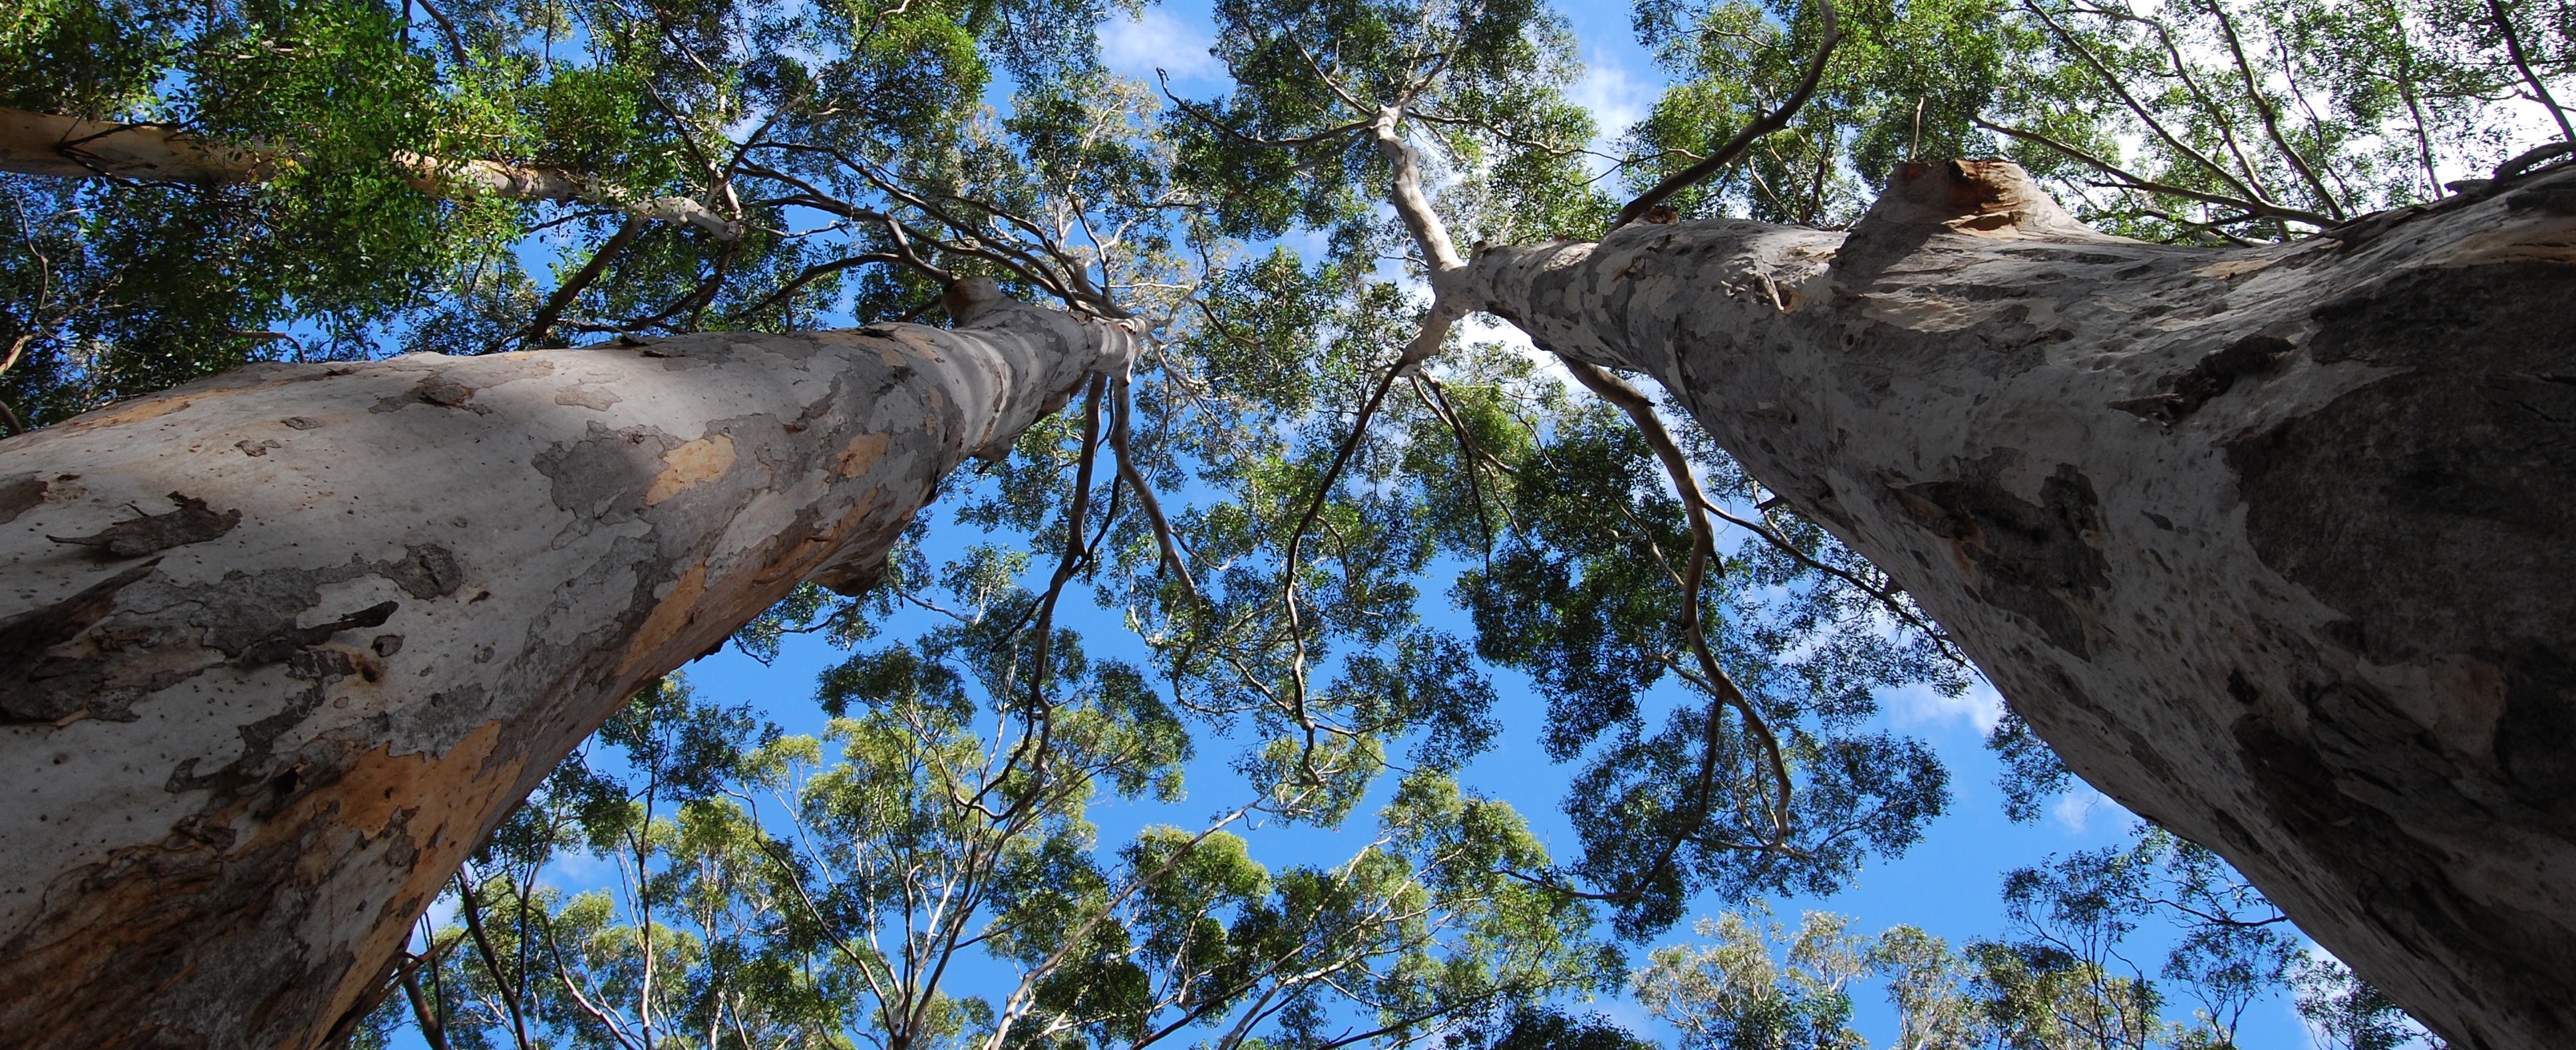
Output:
(1633, 907), (1875, 1050)
(1623, 0), (2014, 226)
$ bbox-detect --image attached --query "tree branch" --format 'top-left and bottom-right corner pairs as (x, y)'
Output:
(516, 215), (645, 350)
(0, 108), (744, 239)
(1615, 0), (1841, 227)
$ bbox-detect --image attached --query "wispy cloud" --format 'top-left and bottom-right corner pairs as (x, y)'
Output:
(1885, 679), (2005, 735)
(1100, 8), (1224, 87)
(1570, 55), (1655, 143)
(2051, 783), (2114, 834)
(1453, 310), (1577, 385)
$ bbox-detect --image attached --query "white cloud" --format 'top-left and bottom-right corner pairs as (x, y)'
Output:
(2051, 783), (2114, 834)
(1100, 7), (1223, 87)
(1566, 51), (1659, 178)
(1885, 678), (2005, 735)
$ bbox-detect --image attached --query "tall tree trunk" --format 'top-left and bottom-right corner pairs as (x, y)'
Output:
(0, 283), (1126, 1049)
(1468, 159), (2576, 1050)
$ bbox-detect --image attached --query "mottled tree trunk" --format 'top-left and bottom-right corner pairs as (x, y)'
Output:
(0, 287), (1126, 1049)
(1469, 160), (2576, 1050)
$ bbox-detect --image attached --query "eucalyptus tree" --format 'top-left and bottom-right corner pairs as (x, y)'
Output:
(2, 0), (2573, 1047)
(365, 665), (1611, 1050)
(1160, 0), (2575, 1045)
(1625, 824), (2436, 1050)
(0, 0), (1188, 1045)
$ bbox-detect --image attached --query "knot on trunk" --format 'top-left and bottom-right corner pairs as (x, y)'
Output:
(1864, 159), (2098, 236)
(1838, 159), (2126, 275)
(941, 276), (1011, 326)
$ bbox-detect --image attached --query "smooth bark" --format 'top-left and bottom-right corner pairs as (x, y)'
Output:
(1468, 159), (2576, 1050)
(0, 285), (1129, 1049)
(0, 107), (744, 240)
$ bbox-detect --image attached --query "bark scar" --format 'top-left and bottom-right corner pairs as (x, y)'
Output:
(47, 492), (242, 559)
(2111, 334), (2295, 425)
(234, 601), (401, 668)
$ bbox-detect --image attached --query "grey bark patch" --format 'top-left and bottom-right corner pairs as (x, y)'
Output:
(387, 684), (491, 752)
(283, 647), (359, 681)
(416, 376), (474, 408)
(182, 567), (369, 658)
(0, 561), (162, 723)
(2112, 334), (2295, 424)
(2507, 186), (2576, 215)
(1889, 455), (2109, 659)
(0, 472), (46, 523)
(2232, 261), (2576, 829)
(2493, 642), (2576, 803)
(371, 375), (488, 414)
(47, 492), (241, 559)
(160, 549), (451, 660)
(535, 421), (675, 519)
(167, 680), (331, 795)
(381, 545), (464, 598)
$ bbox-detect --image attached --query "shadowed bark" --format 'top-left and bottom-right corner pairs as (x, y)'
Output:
(1468, 158), (2576, 1050)
(0, 284), (1130, 1049)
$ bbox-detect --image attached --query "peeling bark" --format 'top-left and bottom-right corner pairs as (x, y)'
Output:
(0, 289), (1128, 1049)
(0, 108), (744, 240)
(1468, 159), (2576, 1049)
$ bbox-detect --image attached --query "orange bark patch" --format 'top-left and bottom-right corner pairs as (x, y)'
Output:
(2434, 213), (2576, 266)
(0, 720), (530, 1050)
(837, 433), (891, 477)
(643, 434), (736, 504)
(620, 563), (708, 680)
(297, 720), (528, 1046)
(2194, 257), (2278, 279)
(69, 396), (192, 428)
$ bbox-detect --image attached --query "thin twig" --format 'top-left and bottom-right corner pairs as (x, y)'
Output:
(1973, 116), (2334, 227)
(1276, 357), (1410, 786)
(2200, 0), (2343, 219)
(985, 375), (1107, 821)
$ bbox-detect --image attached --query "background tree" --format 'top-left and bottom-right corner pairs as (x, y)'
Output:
(1626, 823), (2442, 1049)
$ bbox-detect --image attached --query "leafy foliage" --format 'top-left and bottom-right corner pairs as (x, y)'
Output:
(1617, 0), (2574, 238)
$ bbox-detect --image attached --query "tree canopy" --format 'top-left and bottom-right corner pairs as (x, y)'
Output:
(3, 0), (2567, 1045)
